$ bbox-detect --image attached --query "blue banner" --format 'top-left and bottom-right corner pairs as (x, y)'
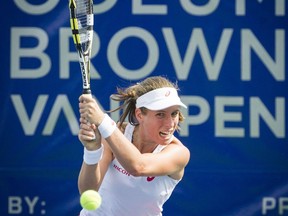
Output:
(1, 0), (287, 215)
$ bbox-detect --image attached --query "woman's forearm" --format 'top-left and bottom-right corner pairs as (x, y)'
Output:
(78, 163), (101, 194)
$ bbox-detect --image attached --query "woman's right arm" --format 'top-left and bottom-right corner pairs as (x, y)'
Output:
(77, 118), (113, 194)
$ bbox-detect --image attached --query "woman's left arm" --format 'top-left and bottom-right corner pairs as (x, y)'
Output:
(79, 94), (190, 179)
(105, 129), (190, 179)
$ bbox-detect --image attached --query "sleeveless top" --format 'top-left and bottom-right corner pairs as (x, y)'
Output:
(80, 124), (180, 216)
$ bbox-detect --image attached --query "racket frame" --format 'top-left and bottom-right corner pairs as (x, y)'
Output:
(69, 0), (94, 94)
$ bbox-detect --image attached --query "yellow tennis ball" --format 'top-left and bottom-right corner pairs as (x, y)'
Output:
(80, 190), (102, 211)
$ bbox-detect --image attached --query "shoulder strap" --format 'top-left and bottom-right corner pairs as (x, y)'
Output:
(123, 123), (135, 142)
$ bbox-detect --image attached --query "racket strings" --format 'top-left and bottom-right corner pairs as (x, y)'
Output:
(74, 0), (93, 51)
(76, 0), (93, 29)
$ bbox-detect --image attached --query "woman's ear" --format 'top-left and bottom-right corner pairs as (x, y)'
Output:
(135, 108), (143, 122)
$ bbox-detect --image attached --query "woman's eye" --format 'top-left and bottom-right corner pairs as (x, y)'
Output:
(156, 113), (164, 117)
(172, 111), (179, 117)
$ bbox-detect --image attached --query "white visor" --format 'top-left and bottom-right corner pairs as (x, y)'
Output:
(136, 87), (187, 110)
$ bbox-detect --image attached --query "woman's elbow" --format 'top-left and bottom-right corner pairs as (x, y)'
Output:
(127, 163), (145, 177)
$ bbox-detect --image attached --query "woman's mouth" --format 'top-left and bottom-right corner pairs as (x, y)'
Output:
(159, 131), (172, 138)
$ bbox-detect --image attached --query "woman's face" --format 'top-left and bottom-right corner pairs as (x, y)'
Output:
(137, 105), (180, 145)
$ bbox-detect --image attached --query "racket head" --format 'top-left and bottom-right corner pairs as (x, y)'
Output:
(69, 0), (94, 94)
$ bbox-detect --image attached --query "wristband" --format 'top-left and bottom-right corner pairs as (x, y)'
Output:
(98, 114), (116, 139)
(83, 144), (104, 165)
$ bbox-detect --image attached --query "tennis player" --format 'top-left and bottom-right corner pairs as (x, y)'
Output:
(78, 76), (190, 216)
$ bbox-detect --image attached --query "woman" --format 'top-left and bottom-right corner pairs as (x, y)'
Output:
(78, 76), (190, 216)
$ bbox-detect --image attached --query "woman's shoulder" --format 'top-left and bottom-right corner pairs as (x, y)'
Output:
(171, 136), (185, 146)
(168, 136), (190, 155)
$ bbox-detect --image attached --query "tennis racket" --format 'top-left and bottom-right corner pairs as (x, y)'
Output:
(69, 0), (94, 95)
(69, 0), (96, 139)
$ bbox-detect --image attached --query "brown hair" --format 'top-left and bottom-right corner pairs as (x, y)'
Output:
(109, 76), (185, 128)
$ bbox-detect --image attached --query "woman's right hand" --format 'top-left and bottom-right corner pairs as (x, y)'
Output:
(78, 117), (102, 150)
